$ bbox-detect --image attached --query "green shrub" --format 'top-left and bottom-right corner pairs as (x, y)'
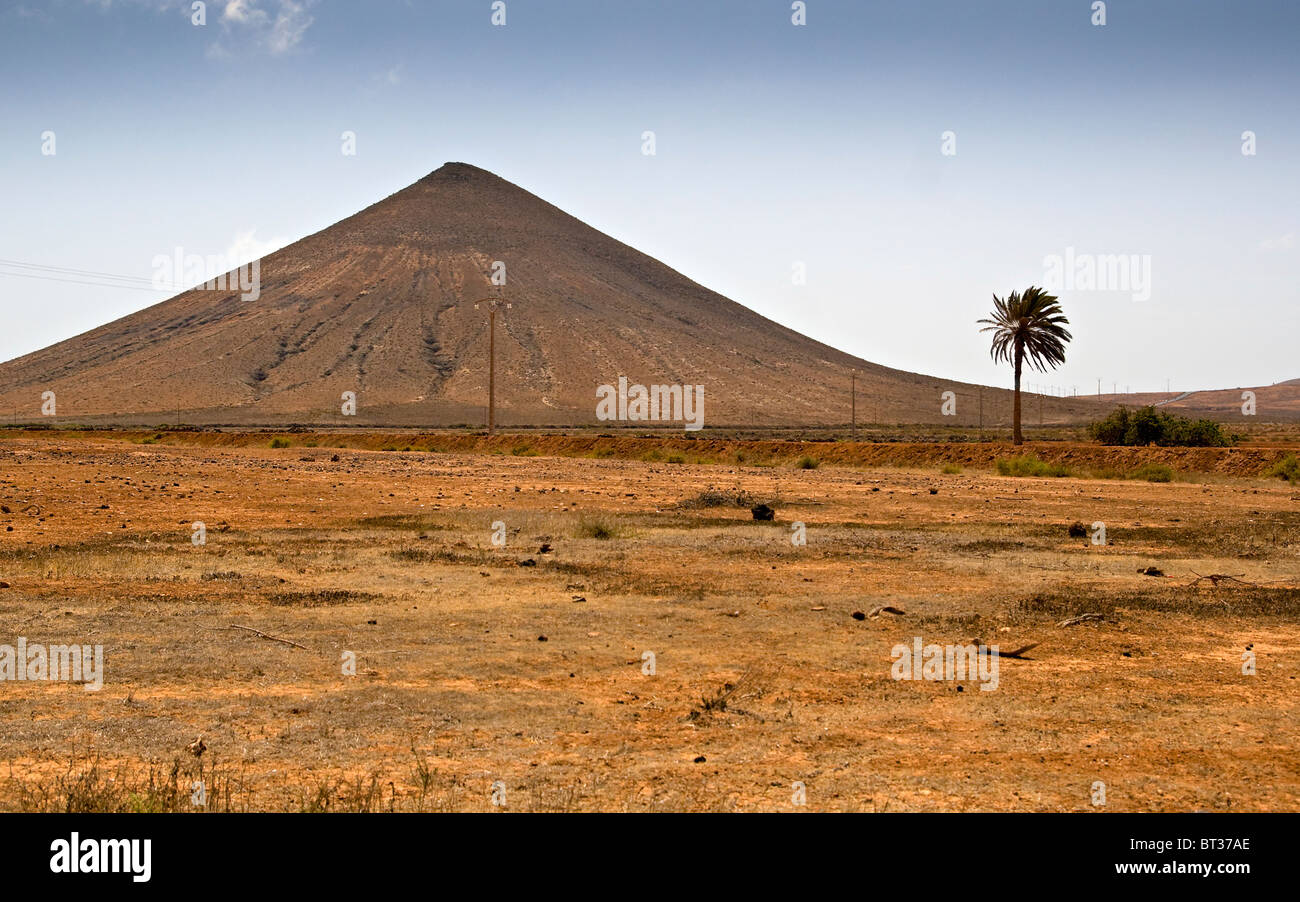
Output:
(996, 454), (1072, 478)
(1268, 453), (1300, 484)
(269, 437), (291, 449)
(795, 455), (820, 470)
(940, 463), (963, 475)
(1089, 405), (1232, 447)
(1130, 462), (1175, 483)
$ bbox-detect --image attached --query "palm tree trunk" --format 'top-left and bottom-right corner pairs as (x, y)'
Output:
(1012, 343), (1024, 445)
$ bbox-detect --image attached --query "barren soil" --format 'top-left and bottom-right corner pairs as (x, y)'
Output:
(1, 432), (1297, 811)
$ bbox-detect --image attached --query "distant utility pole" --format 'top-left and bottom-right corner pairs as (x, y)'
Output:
(850, 369), (856, 440)
(474, 291), (512, 435)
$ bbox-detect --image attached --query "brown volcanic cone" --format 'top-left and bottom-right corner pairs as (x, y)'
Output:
(0, 162), (1109, 427)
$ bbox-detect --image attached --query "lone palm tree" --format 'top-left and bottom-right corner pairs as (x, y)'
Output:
(978, 287), (1071, 445)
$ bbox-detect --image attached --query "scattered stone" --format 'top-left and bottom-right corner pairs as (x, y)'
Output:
(751, 503), (775, 521)
(693, 755), (707, 764)
(929, 488), (938, 495)
(538, 543), (552, 554)
(518, 558), (537, 567)
(187, 736), (206, 758)
(1138, 566), (1165, 577)
(0, 581), (9, 589)
(571, 595), (586, 603)
(1067, 521), (1088, 538)
(851, 611), (866, 621)
(538, 635), (547, 642)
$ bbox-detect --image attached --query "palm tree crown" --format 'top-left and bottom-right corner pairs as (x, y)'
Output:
(978, 287), (1072, 371)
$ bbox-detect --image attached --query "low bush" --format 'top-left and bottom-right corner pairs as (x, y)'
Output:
(1268, 453), (1300, 484)
(996, 454), (1072, 478)
(1089, 405), (1233, 447)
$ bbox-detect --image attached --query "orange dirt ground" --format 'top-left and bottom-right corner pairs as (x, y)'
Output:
(1, 431), (1297, 811)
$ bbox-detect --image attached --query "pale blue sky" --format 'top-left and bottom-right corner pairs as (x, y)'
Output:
(2, 0), (1296, 393)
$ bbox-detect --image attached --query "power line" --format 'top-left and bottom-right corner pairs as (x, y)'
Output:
(0, 258), (159, 285)
(0, 257), (189, 293)
(0, 270), (179, 292)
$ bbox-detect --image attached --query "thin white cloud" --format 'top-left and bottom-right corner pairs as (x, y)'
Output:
(1260, 232), (1295, 252)
(225, 229), (288, 268)
(81, 0), (314, 54)
(222, 0), (266, 25)
(266, 0), (312, 54)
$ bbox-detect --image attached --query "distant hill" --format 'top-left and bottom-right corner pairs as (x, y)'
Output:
(0, 163), (1201, 427)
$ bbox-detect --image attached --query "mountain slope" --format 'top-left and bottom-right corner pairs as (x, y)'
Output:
(1, 163), (1112, 427)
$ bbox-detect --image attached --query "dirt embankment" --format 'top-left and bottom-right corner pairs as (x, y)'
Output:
(5, 429), (1296, 478)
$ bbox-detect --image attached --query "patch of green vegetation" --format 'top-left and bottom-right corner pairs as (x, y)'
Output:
(795, 455), (820, 470)
(940, 462), (963, 474)
(269, 437), (291, 449)
(995, 454), (1072, 478)
(1268, 452), (1300, 484)
(1089, 405), (1234, 447)
(1129, 462), (1175, 483)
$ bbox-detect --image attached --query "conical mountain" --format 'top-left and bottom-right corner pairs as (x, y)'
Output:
(0, 163), (1104, 427)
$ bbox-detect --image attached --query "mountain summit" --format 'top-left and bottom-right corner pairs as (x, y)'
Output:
(0, 163), (1100, 426)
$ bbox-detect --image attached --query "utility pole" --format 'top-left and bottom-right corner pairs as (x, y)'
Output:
(474, 291), (512, 435)
(850, 369), (856, 441)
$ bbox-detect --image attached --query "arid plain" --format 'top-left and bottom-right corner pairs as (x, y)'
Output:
(1, 429), (1297, 812)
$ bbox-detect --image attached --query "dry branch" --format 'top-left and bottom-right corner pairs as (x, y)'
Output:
(223, 624), (306, 649)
